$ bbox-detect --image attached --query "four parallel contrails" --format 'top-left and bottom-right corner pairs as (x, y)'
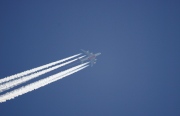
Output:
(0, 54), (89, 103)
(0, 54), (81, 84)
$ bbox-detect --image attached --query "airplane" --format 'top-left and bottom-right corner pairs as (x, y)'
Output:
(80, 49), (101, 67)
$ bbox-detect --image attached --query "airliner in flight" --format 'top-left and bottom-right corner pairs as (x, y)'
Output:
(79, 49), (101, 67)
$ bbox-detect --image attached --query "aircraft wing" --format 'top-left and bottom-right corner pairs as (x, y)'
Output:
(90, 59), (96, 67)
(81, 49), (91, 56)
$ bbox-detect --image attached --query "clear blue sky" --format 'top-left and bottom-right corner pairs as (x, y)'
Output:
(0, 0), (180, 116)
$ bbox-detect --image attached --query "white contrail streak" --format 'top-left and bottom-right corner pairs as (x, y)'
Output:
(48, 64), (88, 84)
(0, 56), (85, 93)
(0, 54), (81, 84)
(0, 63), (88, 103)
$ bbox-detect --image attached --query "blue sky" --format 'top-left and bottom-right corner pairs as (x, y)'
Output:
(0, 0), (180, 116)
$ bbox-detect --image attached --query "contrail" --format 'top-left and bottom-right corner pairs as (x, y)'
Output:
(0, 54), (81, 84)
(0, 63), (88, 103)
(48, 63), (89, 84)
(0, 56), (85, 93)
